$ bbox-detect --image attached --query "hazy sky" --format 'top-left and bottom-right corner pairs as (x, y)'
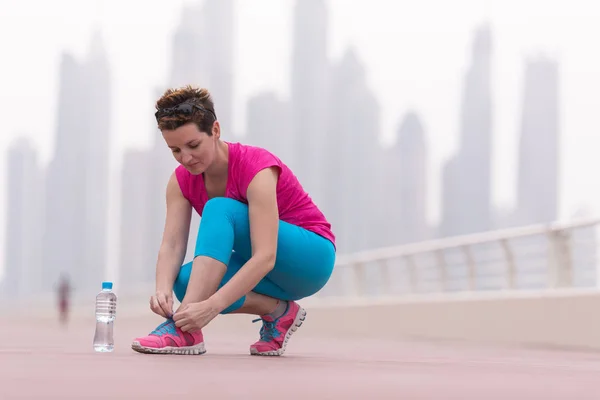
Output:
(1, 0), (599, 277)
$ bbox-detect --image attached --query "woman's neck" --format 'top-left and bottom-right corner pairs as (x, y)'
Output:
(203, 140), (229, 180)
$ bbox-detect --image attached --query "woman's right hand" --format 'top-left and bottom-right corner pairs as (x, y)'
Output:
(150, 291), (174, 319)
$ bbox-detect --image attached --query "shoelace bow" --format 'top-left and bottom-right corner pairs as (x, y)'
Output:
(252, 318), (278, 342)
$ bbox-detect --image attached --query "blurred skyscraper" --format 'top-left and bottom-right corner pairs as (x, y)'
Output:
(323, 48), (380, 253)
(378, 112), (429, 247)
(118, 149), (153, 288)
(3, 138), (43, 299)
(42, 31), (111, 293)
(397, 112), (429, 244)
(515, 56), (560, 225)
(441, 24), (493, 237)
(290, 0), (330, 206)
(84, 32), (112, 289)
(245, 92), (292, 165)
(170, 0), (234, 133)
(116, 86), (177, 291)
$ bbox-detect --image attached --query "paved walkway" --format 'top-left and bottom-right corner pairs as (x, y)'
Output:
(2, 313), (600, 399)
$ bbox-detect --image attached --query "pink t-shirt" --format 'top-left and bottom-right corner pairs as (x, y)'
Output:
(175, 141), (336, 246)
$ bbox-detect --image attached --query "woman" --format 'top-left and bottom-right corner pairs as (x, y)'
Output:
(131, 85), (336, 356)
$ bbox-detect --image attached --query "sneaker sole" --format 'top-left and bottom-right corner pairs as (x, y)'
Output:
(131, 341), (206, 355)
(250, 307), (306, 357)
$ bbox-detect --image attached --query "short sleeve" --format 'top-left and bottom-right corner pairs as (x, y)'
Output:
(236, 148), (282, 199)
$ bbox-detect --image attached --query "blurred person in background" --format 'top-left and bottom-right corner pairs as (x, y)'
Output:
(56, 273), (72, 327)
(131, 85), (336, 356)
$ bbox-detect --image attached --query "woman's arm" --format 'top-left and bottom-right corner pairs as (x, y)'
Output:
(209, 166), (280, 311)
(155, 171), (192, 293)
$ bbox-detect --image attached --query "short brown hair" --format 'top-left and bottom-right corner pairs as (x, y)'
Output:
(155, 85), (217, 134)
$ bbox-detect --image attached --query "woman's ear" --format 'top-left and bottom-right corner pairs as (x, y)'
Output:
(212, 121), (221, 138)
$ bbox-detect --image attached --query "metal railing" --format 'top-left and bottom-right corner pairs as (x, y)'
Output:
(6, 218), (599, 313)
(318, 218), (600, 300)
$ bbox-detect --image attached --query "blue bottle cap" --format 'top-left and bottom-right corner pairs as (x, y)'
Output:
(102, 281), (113, 290)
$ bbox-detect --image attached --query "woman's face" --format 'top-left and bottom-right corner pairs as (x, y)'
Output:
(161, 121), (219, 175)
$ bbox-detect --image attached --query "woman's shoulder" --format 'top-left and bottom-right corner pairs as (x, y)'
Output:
(228, 141), (285, 196)
(229, 141), (282, 167)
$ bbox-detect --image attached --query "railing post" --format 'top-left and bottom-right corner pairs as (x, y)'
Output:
(500, 239), (517, 290)
(353, 262), (366, 297)
(560, 230), (574, 287)
(379, 259), (392, 296)
(546, 230), (557, 288)
(547, 228), (573, 288)
(461, 245), (476, 291)
(436, 250), (448, 292)
(405, 255), (418, 294)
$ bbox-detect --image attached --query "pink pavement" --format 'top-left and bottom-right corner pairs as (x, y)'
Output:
(2, 312), (600, 399)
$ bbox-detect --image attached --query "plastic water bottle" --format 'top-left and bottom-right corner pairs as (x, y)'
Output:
(93, 281), (117, 352)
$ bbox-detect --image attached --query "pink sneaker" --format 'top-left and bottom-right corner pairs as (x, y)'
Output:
(131, 318), (206, 355)
(250, 301), (306, 356)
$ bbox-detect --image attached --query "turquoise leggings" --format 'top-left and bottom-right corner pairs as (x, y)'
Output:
(173, 198), (336, 314)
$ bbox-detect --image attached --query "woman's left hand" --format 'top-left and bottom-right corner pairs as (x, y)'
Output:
(173, 300), (221, 332)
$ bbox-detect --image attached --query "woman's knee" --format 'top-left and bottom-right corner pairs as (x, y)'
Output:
(202, 197), (247, 218)
(195, 198), (252, 261)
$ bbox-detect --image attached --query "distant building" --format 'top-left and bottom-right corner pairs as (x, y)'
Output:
(515, 56), (560, 225)
(3, 138), (43, 299)
(43, 31), (111, 293)
(441, 24), (493, 237)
